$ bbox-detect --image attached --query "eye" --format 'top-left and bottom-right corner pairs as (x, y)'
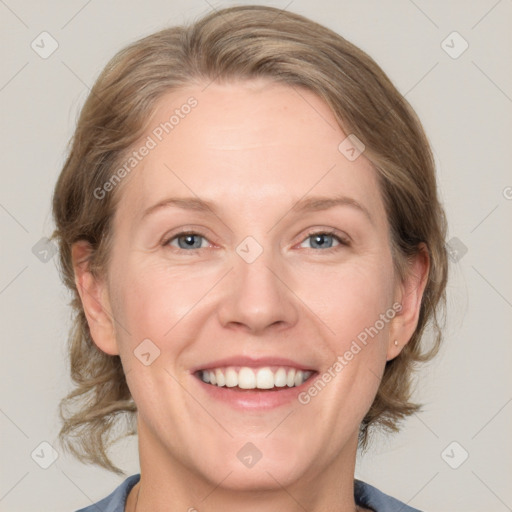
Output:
(162, 229), (349, 253)
(299, 230), (348, 251)
(164, 232), (210, 251)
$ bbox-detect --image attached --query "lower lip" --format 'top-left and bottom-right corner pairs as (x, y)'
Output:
(193, 373), (317, 410)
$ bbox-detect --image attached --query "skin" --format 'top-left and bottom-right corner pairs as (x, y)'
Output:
(73, 79), (429, 512)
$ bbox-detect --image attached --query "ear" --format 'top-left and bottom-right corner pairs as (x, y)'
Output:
(387, 243), (430, 361)
(71, 240), (119, 356)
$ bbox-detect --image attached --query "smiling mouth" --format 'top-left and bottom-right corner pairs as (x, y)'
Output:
(195, 366), (316, 390)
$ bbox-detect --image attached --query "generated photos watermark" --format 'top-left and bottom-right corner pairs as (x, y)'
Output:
(93, 96), (198, 200)
(298, 302), (402, 405)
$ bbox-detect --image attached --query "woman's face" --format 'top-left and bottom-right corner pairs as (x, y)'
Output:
(81, 79), (423, 490)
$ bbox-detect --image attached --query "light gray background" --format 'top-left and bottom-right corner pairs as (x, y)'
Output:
(1, 1), (511, 511)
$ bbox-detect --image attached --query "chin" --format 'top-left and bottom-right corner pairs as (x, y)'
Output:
(206, 460), (306, 492)
(194, 438), (313, 492)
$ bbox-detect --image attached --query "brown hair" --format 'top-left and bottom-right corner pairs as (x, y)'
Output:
(52, 5), (448, 475)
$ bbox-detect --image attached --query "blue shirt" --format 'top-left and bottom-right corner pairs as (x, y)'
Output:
(75, 473), (422, 511)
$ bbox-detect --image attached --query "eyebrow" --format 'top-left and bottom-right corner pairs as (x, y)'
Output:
(141, 194), (373, 223)
(290, 195), (372, 222)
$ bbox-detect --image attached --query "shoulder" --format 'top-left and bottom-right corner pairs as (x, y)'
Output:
(355, 479), (423, 512)
(74, 474), (140, 512)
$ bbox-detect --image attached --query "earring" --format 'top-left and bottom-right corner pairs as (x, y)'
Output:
(394, 340), (399, 346)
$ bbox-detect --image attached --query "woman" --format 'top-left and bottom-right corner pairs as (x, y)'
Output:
(52, 5), (448, 511)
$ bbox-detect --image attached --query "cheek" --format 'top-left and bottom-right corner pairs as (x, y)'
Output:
(296, 256), (395, 342)
(106, 260), (202, 410)
(299, 257), (395, 413)
(295, 262), (395, 427)
(108, 257), (221, 351)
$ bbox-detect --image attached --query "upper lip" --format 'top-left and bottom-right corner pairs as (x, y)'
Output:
(190, 356), (316, 373)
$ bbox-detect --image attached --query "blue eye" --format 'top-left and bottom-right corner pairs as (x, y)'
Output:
(167, 232), (208, 250)
(163, 230), (348, 253)
(300, 231), (346, 250)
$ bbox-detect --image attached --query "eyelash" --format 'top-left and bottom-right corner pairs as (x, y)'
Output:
(301, 229), (350, 252)
(162, 229), (350, 254)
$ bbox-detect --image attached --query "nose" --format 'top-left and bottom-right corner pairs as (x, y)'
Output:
(216, 246), (299, 335)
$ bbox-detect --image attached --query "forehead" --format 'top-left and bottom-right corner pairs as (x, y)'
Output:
(114, 80), (386, 226)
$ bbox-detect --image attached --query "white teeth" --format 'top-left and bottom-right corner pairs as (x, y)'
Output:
(215, 369), (225, 387)
(274, 367), (287, 387)
(256, 367), (274, 389)
(238, 367), (256, 389)
(199, 366), (313, 389)
(225, 367), (238, 387)
(286, 368), (296, 387)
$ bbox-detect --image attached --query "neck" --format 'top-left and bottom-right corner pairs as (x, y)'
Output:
(130, 419), (362, 512)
